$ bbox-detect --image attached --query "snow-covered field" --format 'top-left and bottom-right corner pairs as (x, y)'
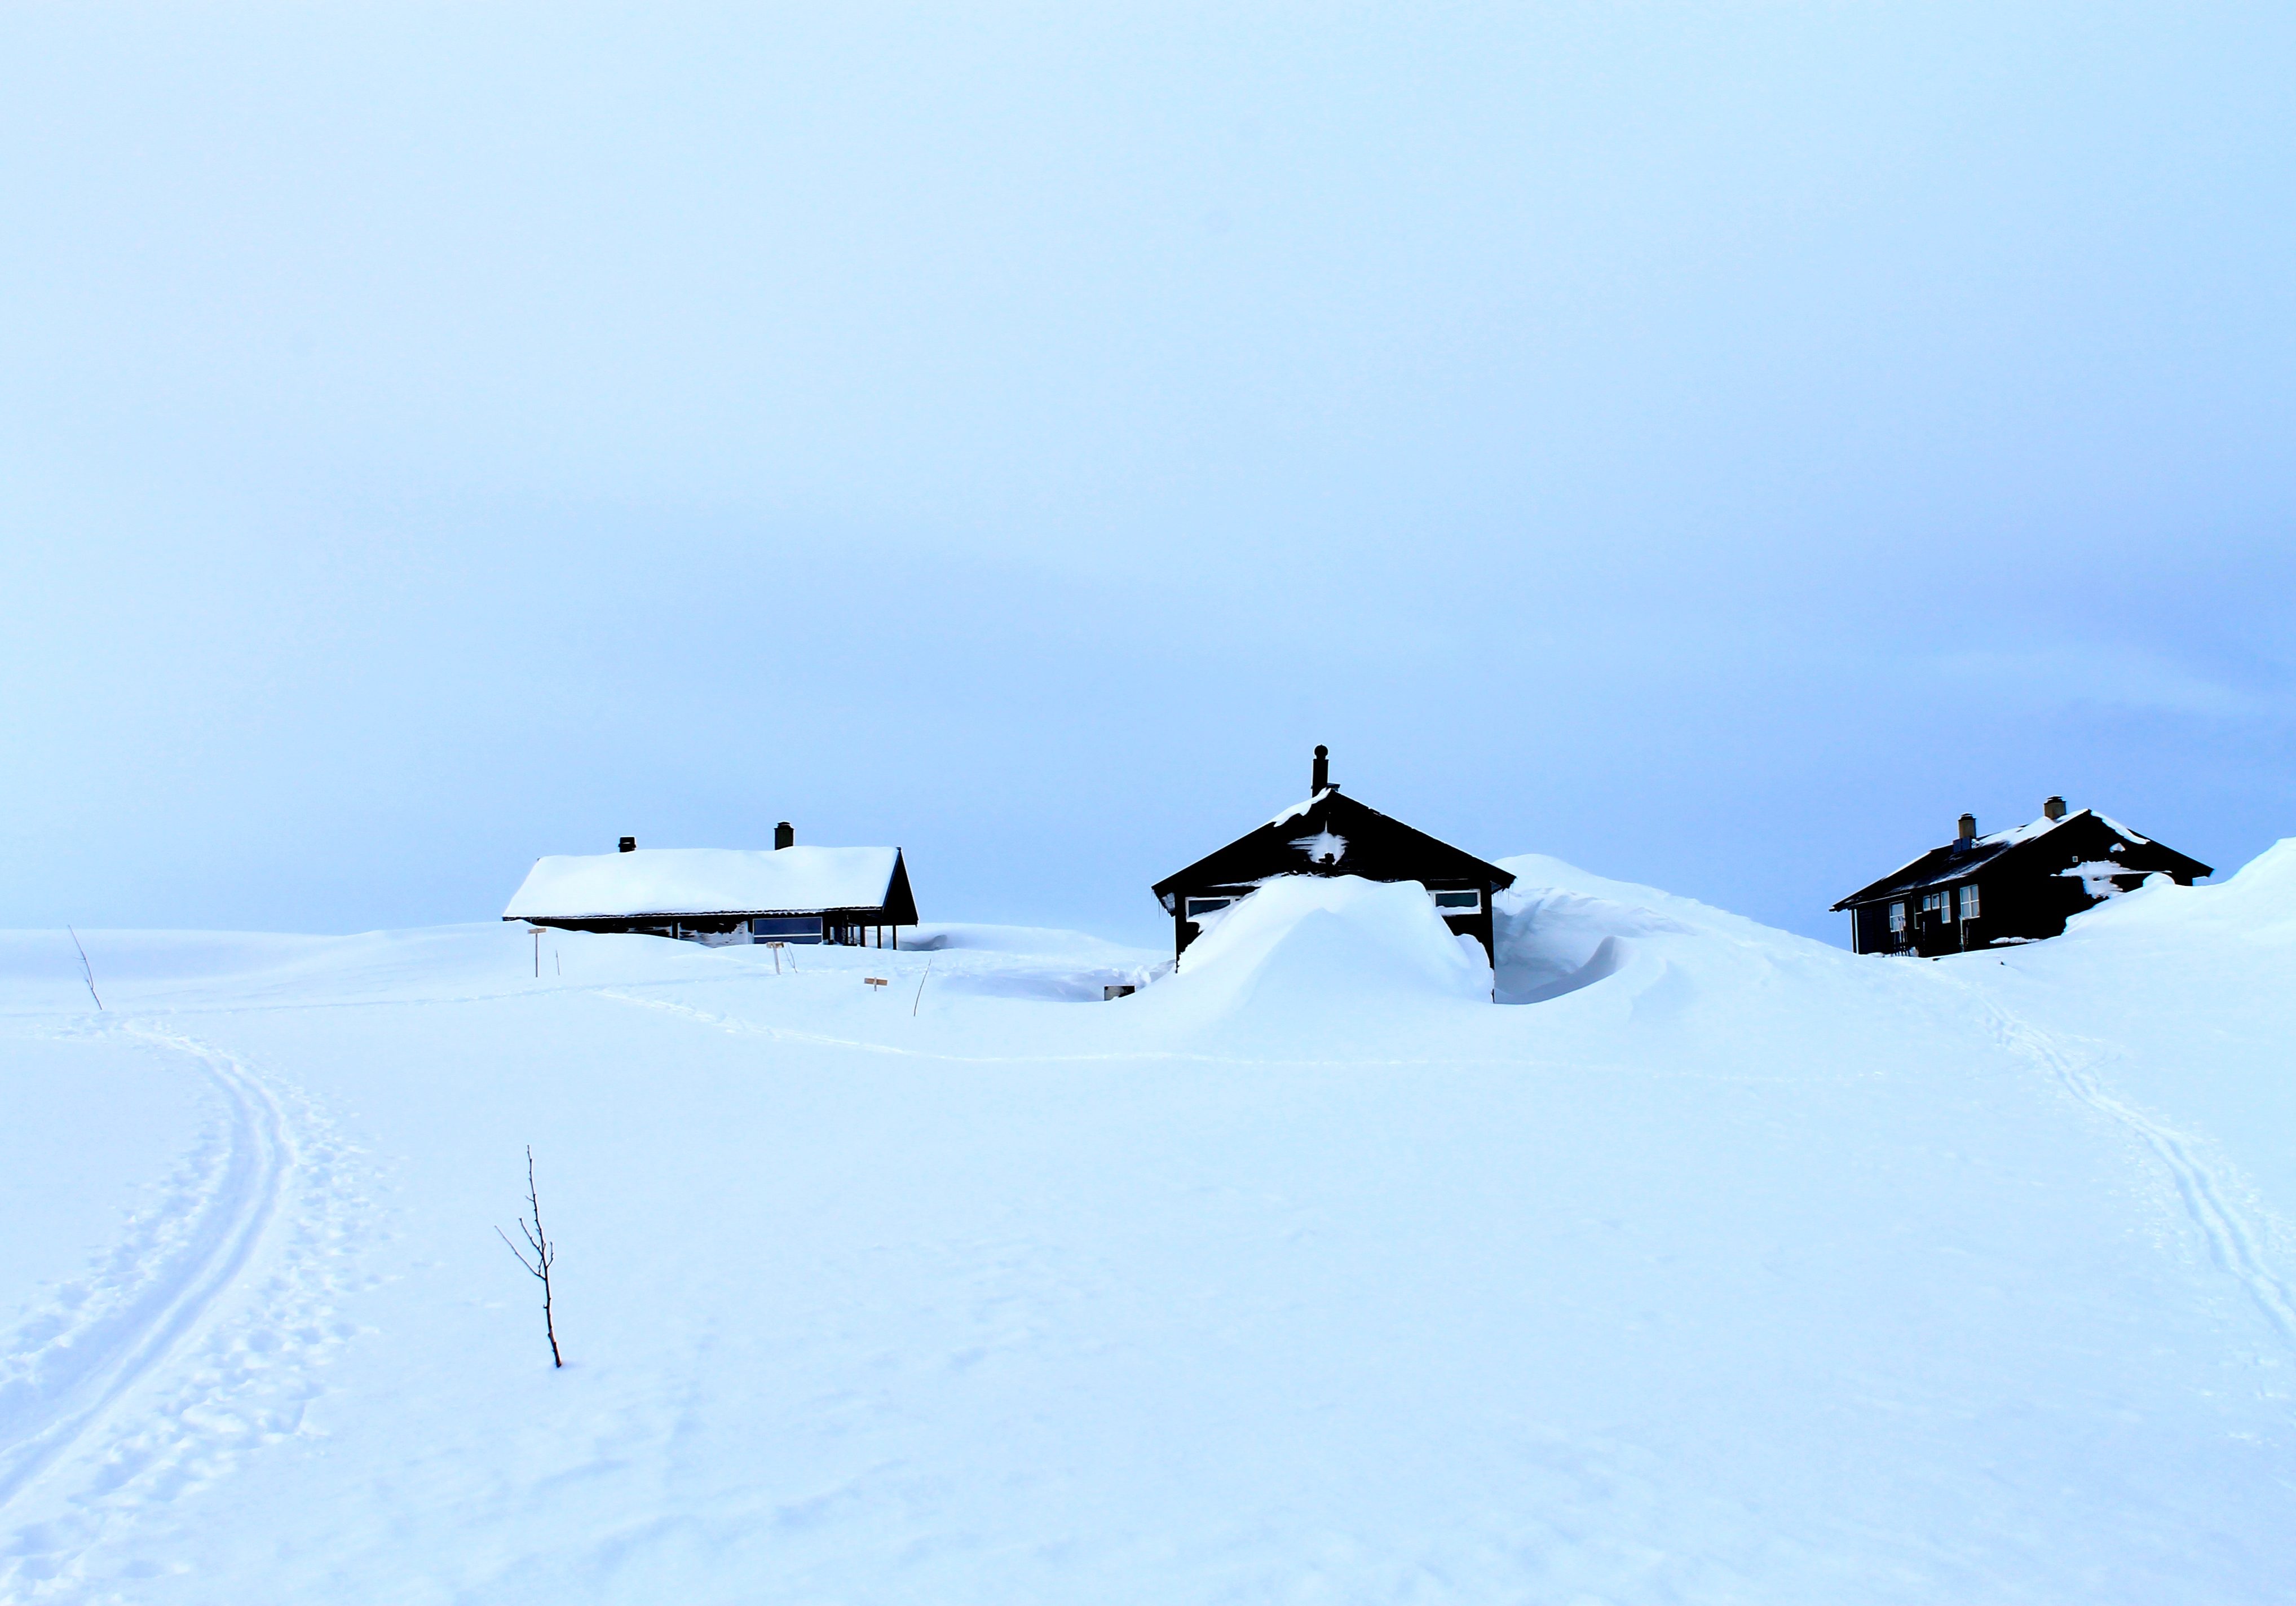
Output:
(4, 849), (2295, 1603)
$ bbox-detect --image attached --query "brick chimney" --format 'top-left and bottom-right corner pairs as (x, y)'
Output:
(2043, 796), (2067, 822)
(774, 821), (794, 850)
(1957, 813), (1976, 846)
(619, 836), (636, 853)
(1312, 745), (1330, 792)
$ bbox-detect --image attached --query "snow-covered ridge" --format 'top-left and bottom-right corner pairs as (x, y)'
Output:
(1264, 786), (1335, 828)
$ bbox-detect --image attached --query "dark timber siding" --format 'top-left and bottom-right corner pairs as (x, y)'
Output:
(1835, 810), (2209, 956)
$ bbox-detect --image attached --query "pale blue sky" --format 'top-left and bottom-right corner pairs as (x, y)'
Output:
(5, 4), (2291, 945)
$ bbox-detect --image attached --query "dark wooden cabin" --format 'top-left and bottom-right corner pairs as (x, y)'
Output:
(1832, 797), (2210, 956)
(503, 824), (919, 947)
(1152, 746), (1516, 965)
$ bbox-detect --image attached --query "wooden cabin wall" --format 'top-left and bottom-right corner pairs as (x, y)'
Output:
(1852, 871), (2103, 955)
(1169, 880), (1501, 964)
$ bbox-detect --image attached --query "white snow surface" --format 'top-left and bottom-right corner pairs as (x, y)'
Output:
(6, 848), (2296, 1601)
(502, 845), (900, 920)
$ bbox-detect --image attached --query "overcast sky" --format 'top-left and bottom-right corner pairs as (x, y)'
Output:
(5, 4), (2291, 946)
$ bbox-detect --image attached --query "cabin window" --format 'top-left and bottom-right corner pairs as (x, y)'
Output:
(1431, 890), (1482, 912)
(1920, 892), (1945, 917)
(1959, 884), (1980, 920)
(1184, 896), (1236, 920)
(750, 916), (823, 941)
(1888, 902), (1906, 932)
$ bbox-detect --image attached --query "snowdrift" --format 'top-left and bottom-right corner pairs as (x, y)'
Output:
(1149, 874), (1493, 1019)
(5, 844), (2296, 1603)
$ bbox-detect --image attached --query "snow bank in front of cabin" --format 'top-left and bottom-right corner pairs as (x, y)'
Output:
(2046, 836), (2296, 942)
(1151, 874), (1491, 1019)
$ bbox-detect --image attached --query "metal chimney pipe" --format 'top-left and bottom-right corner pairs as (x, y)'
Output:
(1957, 813), (1976, 845)
(619, 836), (636, 853)
(774, 821), (794, 850)
(2043, 796), (2067, 822)
(1312, 745), (1330, 792)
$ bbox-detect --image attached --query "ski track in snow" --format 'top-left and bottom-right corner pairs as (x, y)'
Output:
(0, 1021), (369, 1600)
(1985, 1001), (2296, 1348)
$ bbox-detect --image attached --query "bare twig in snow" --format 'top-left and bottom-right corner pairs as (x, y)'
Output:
(68, 927), (101, 1011)
(497, 1145), (563, 1367)
(912, 957), (933, 1017)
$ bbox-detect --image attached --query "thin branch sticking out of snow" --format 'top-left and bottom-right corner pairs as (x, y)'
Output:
(497, 1146), (563, 1369)
(67, 928), (101, 1011)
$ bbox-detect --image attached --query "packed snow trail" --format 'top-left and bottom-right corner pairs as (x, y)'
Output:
(0, 1018), (369, 1600)
(0, 1026), (288, 1510)
(1983, 999), (2296, 1347)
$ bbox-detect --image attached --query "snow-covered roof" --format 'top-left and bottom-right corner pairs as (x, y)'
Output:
(1951, 810), (2147, 857)
(1851, 809), (2096, 895)
(1833, 808), (2204, 910)
(504, 846), (901, 921)
(1266, 787), (1337, 828)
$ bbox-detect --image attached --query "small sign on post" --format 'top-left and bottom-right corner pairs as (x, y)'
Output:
(864, 976), (889, 991)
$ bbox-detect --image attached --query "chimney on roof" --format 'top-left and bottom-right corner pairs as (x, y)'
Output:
(619, 836), (636, 853)
(774, 821), (794, 850)
(1957, 813), (1976, 845)
(1312, 744), (1330, 792)
(2044, 796), (2067, 822)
